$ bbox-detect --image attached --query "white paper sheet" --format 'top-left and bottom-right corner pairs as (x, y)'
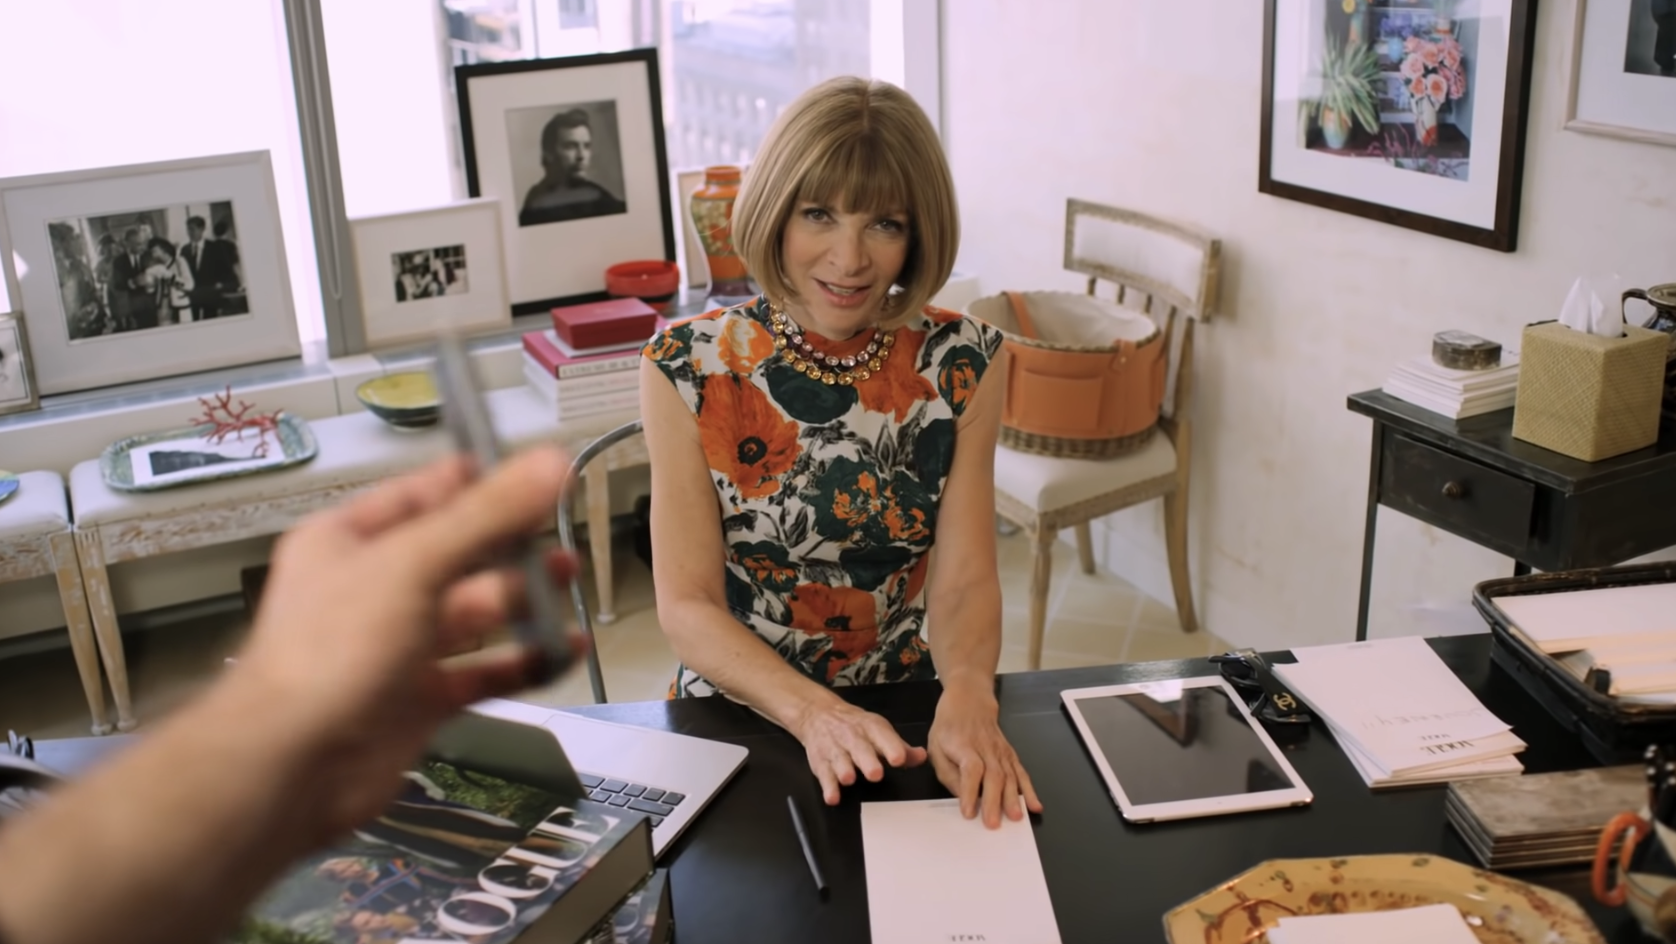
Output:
(861, 799), (1061, 944)
(1267, 903), (1480, 944)
(1494, 584), (1676, 653)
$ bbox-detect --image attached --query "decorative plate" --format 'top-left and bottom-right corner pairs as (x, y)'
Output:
(99, 413), (318, 493)
(1163, 854), (1605, 944)
(0, 471), (17, 506)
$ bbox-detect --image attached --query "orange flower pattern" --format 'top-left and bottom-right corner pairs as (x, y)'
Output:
(643, 296), (1003, 694)
(694, 376), (801, 501)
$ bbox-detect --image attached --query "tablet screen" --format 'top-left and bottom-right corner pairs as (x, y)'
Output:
(1070, 681), (1296, 806)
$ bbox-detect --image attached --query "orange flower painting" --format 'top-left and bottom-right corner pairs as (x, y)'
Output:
(697, 378), (801, 499)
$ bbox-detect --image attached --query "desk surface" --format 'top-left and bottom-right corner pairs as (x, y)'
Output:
(564, 633), (1637, 944)
(1348, 389), (1676, 494)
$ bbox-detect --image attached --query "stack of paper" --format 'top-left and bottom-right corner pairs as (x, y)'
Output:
(1267, 904), (1481, 944)
(1272, 636), (1525, 789)
(1495, 583), (1676, 703)
(1382, 350), (1519, 419)
(1445, 765), (1643, 869)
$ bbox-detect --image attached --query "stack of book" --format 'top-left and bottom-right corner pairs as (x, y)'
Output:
(1381, 349), (1520, 420)
(1272, 636), (1526, 789)
(524, 298), (664, 421)
(233, 757), (670, 944)
(1445, 765), (1643, 869)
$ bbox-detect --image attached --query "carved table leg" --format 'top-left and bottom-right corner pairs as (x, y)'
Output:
(50, 531), (110, 736)
(75, 529), (136, 732)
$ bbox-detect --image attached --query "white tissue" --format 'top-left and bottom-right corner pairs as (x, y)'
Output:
(1559, 274), (1625, 338)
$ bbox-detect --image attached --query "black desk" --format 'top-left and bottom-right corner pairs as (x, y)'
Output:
(1348, 390), (1676, 641)
(562, 633), (1640, 943)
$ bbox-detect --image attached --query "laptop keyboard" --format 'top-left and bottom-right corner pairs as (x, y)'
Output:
(578, 772), (686, 828)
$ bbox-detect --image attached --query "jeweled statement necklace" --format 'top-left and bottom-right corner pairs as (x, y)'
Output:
(768, 304), (896, 386)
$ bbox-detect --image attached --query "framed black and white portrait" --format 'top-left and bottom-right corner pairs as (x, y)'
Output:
(1565, 0), (1676, 146)
(0, 151), (299, 395)
(0, 312), (39, 417)
(457, 49), (675, 316)
(348, 197), (510, 350)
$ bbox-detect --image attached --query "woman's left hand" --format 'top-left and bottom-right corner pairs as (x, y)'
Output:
(927, 686), (1043, 828)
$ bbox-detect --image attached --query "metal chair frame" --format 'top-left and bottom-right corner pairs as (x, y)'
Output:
(555, 418), (646, 704)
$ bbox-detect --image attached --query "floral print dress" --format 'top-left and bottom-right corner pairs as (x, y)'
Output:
(642, 295), (1004, 697)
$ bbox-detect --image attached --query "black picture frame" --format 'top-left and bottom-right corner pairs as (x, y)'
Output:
(457, 49), (675, 316)
(1258, 0), (1539, 252)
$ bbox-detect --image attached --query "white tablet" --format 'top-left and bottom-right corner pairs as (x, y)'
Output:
(1060, 676), (1313, 823)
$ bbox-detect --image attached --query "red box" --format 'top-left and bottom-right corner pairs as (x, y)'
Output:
(550, 297), (659, 351)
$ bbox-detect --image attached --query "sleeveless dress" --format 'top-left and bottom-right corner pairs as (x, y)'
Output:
(642, 295), (1004, 697)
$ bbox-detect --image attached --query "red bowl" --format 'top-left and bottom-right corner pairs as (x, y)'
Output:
(605, 260), (680, 311)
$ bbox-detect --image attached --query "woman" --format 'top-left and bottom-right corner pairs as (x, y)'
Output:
(639, 76), (1039, 829)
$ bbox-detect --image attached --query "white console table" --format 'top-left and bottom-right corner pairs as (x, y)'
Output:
(67, 385), (646, 732)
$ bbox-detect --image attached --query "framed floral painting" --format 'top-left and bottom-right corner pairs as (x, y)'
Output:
(1259, 0), (1540, 251)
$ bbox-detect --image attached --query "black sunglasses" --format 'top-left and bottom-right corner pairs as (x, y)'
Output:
(1210, 649), (1313, 726)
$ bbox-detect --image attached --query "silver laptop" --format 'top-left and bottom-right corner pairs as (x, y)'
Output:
(432, 696), (748, 858)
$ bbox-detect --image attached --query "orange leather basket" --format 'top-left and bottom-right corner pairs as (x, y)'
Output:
(969, 290), (1166, 459)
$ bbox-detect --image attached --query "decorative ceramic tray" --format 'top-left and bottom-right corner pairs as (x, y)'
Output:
(1163, 854), (1605, 944)
(99, 413), (318, 492)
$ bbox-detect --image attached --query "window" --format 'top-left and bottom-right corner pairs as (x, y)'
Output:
(0, 1), (326, 346)
(0, 1), (936, 359)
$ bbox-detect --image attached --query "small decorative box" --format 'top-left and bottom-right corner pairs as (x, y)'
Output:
(550, 297), (659, 352)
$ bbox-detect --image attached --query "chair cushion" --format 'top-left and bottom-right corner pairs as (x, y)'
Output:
(0, 471), (70, 539)
(993, 433), (1176, 514)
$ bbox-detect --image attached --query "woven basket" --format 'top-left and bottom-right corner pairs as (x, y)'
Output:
(968, 290), (1166, 459)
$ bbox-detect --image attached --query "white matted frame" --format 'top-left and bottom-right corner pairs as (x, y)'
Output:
(1564, 0), (1676, 146)
(0, 312), (39, 416)
(457, 49), (676, 317)
(349, 197), (510, 349)
(0, 151), (300, 396)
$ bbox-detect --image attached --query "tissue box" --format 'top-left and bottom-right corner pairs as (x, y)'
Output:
(1511, 321), (1667, 461)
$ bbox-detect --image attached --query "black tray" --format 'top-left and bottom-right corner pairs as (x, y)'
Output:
(1472, 562), (1676, 765)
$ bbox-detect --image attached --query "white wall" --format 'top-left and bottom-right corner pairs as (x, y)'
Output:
(944, 0), (1676, 649)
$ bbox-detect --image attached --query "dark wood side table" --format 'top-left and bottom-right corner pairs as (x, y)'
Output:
(1348, 390), (1676, 640)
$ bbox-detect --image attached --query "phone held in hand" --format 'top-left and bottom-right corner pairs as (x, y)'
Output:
(432, 331), (580, 685)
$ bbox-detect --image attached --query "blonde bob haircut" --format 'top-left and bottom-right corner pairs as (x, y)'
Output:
(731, 76), (958, 327)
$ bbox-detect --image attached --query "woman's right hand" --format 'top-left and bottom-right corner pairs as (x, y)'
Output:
(791, 698), (928, 805)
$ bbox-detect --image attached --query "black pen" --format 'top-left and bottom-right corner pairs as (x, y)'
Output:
(786, 795), (828, 895)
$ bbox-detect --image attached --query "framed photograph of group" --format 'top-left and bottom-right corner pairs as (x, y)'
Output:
(348, 197), (511, 350)
(0, 150), (300, 395)
(1564, 0), (1676, 146)
(1258, 0), (1539, 252)
(457, 48), (676, 316)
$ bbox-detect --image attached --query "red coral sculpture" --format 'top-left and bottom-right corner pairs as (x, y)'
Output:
(186, 385), (283, 458)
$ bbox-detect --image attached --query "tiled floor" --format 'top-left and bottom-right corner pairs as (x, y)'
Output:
(0, 529), (1226, 740)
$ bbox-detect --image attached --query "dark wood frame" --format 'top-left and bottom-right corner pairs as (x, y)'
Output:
(456, 49), (676, 316)
(1257, 0), (1540, 252)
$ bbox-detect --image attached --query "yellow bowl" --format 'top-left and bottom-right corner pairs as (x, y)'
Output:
(356, 371), (441, 431)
